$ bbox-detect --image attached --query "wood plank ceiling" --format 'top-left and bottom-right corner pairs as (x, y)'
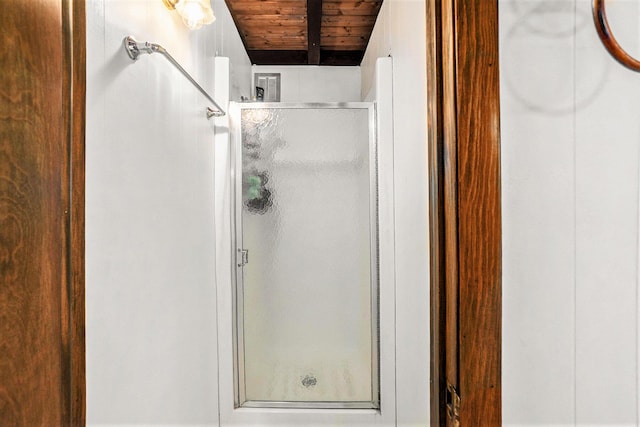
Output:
(224, 0), (383, 66)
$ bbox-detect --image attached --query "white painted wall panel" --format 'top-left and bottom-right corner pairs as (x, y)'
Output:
(361, 0), (430, 425)
(501, 0), (639, 425)
(250, 65), (362, 102)
(86, 0), (250, 424)
(575, 0), (639, 424)
(500, 2), (577, 424)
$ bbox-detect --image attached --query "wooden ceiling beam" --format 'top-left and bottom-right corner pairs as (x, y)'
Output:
(320, 49), (364, 65)
(247, 49), (363, 65)
(307, 0), (322, 64)
(248, 50), (308, 64)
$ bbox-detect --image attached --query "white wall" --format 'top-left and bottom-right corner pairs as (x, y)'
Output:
(501, 0), (640, 425)
(251, 65), (361, 102)
(361, 0), (430, 425)
(85, 0), (250, 424)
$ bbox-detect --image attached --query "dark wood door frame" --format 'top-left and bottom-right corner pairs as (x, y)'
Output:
(427, 1), (501, 425)
(69, 0), (87, 423)
(0, 0), (85, 424)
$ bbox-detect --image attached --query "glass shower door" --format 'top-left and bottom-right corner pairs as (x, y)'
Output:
(232, 103), (378, 409)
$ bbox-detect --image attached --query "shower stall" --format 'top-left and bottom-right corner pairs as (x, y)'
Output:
(230, 103), (379, 409)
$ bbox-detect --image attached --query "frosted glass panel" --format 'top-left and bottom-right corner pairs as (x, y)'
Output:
(234, 105), (378, 408)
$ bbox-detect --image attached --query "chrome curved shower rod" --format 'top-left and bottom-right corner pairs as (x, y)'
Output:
(123, 36), (225, 118)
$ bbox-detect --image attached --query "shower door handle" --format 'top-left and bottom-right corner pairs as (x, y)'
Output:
(238, 249), (249, 267)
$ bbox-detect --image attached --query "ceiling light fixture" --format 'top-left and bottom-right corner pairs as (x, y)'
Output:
(162, 0), (215, 30)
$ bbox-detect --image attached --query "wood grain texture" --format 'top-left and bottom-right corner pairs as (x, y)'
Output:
(0, 0), (85, 425)
(322, 15), (376, 25)
(235, 14), (307, 25)
(244, 36), (307, 49)
(322, 1), (381, 15)
(426, 0), (447, 424)
(427, 0), (501, 425)
(224, 0), (381, 64)
(321, 26), (371, 37)
(241, 27), (306, 37)
(442, 0), (460, 425)
(69, 0), (87, 423)
(229, 1), (307, 14)
(454, 0), (501, 425)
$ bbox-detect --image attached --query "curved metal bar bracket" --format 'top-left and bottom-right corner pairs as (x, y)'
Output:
(593, 0), (640, 72)
(122, 36), (226, 118)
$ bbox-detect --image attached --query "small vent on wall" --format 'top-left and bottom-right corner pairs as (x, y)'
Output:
(254, 73), (281, 102)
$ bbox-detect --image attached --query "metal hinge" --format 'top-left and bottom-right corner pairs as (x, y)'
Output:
(447, 383), (461, 427)
(237, 249), (249, 267)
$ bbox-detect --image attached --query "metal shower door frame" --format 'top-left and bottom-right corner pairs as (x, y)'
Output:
(229, 101), (379, 410)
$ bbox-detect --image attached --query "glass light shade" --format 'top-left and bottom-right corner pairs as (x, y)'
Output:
(175, 0), (215, 29)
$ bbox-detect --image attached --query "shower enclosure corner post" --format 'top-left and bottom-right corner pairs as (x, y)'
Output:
(228, 101), (246, 408)
(212, 67), (246, 421)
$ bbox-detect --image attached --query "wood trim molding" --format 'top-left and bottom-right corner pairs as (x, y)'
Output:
(427, 0), (501, 425)
(62, 0), (86, 424)
(426, 0), (447, 423)
(455, 1), (501, 424)
(69, 0), (87, 424)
